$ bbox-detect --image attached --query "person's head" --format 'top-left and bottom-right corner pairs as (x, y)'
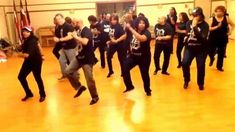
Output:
(55, 13), (65, 26)
(135, 16), (149, 32)
(169, 7), (177, 16)
(158, 16), (167, 25)
(192, 7), (205, 21)
(132, 14), (137, 20)
(179, 12), (189, 23)
(65, 17), (72, 25)
(214, 5), (226, 17)
(88, 15), (98, 25)
(72, 18), (84, 30)
(138, 13), (145, 17)
(22, 26), (33, 39)
(106, 13), (111, 21)
(124, 13), (133, 23)
(188, 8), (193, 17)
(110, 14), (119, 25)
(53, 16), (57, 26)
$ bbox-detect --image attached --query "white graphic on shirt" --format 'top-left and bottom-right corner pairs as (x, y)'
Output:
(130, 35), (140, 51)
(104, 24), (110, 33)
(109, 29), (115, 38)
(155, 28), (165, 36)
(76, 30), (83, 54)
(187, 25), (201, 46)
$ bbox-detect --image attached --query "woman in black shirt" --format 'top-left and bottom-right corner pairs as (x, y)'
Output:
(182, 7), (209, 90)
(18, 26), (46, 102)
(208, 6), (234, 71)
(154, 16), (173, 75)
(166, 7), (178, 53)
(122, 16), (152, 96)
(176, 12), (189, 68)
(106, 15), (126, 78)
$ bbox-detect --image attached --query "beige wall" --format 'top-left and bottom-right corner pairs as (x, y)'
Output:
(227, 0), (235, 39)
(2, 0), (235, 43)
(0, 0), (9, 39)
(136, 0), (194, 26)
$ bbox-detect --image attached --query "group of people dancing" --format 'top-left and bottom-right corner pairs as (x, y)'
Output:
(17, 5), (234, 105)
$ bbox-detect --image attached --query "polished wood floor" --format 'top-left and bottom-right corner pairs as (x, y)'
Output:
(0, 40), (235, 132)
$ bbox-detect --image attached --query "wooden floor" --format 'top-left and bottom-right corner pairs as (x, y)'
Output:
(1, 40), (235, 132)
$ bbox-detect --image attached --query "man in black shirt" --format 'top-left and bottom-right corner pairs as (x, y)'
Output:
(88, 15), (105, 68)
(154, 16), (173, 75)
(53, 14), (78, 80)
(182, 7), (209, 90)
(65, 18), (99, 105)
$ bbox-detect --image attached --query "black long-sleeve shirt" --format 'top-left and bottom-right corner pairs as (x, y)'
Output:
(22, 35), (42, 61)
(185, 20), (209, 47)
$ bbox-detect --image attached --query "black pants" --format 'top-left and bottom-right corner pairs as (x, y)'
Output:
(107, 44), (126, 74)
(154, 44), (171, 72)
(52, 43), (63, 60)
(176, 36), (185, 66)
(123, 54), (151, 93)
(170, 38), (174, 53)
(208, 41), (226, 69)
(182, 46), (207, 86)
(18, 60), (46, 97)
(93, 42), (106, 68)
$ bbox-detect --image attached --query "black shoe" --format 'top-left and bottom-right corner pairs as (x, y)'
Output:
(217, 68), (224, 72)
(199, 85), (204, 90)
(58, 76), (66, 80)
(39, 96), (46, 102)
(209, 58), (214, 67)
(21, 94), (33, 102)
(74, 86), (87, 98)
(153, 68), (161, 75)
(146, 92), (151, 96)
(107, 71), (114, 78)
(90, 98), (99, 105)
(161, 71), (170, 75)
(177, 64), (182, 68)
(184, 82), (189, 89)
(123, 87), (134, 93)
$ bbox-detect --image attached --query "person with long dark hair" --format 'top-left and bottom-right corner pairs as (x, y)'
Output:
(208, 6), (234, 71)
(176, 12), (189, 68)
(106, 14), (126, 78)
(122, 16), (152, 96)
(153, 16), (174, 75)
(88, 15), (105, 68)
(18, 26), (46, 102)
(166, 7), (178, 53)
(182, 7), (209, 90)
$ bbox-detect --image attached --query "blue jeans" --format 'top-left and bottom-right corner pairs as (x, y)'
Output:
(182, 46), (207, 86)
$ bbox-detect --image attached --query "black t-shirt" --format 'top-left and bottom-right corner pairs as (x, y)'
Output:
(55, 22), (77, 49)
(100, 20), (110, 42)
(22, 35), (42, 61)
(90, 22), (103, 44)
(185, 20), (209, 48)
(109, 24), (125, 44)
(154, 23), (173, 45)
(76, 26), (96, 65)
(177, 22), (187, 38)
(166, 15), (177, 32)
(130, 29), (151, 56)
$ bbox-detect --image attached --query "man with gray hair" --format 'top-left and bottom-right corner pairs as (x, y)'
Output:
(65, 18), (99, 105)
